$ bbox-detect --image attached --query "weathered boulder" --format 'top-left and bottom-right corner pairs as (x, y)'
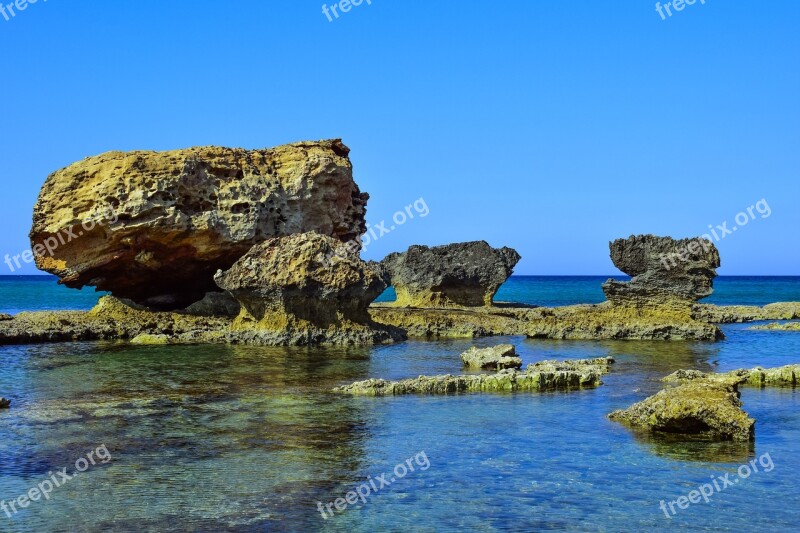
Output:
(30, 139), (368, 309)
(380, 241), (520, 307)
(214, 232), (401, 345)
(461, 344), (522, 370)
(334, 357), (613, 396)
(608, 378), (754, 441)
(602, 235), (720, 309)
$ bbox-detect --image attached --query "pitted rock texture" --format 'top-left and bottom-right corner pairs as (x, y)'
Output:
(30, 139), (368, 309)
(602, 235), (720, 308)
(380, 241), (520, 308)
(214, 232), (399, 344)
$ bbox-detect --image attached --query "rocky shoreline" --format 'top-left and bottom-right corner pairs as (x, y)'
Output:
(8, 139), (797, 347)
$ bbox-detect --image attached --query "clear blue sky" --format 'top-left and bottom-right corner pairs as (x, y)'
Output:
(1, 0), (797, 275)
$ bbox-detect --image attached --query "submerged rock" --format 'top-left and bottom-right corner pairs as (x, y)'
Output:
(380, 241), (520, 307)
(334, 357), (613, 396)
(215, 232), (403, 345)
(602, 235), (720, 309)
(0, 398), (10, 409)
(30, 139), (368, 309)
(460, 344), (522, 370)
(608, 378), (754, 442)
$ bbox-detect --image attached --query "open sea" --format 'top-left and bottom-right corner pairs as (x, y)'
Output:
(1, 276), (800, 532)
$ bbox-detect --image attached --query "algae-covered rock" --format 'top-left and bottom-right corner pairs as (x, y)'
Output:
(30, 139), (369, 309)
(664, 365), (800, 388)
(608, 379), (754, 442)
(380, 241), (520, 307)
(460, 344), (522, 370)
(334, 357), (613, 396)
(602, 235), (720, 309)
(130, 334), (171, 345)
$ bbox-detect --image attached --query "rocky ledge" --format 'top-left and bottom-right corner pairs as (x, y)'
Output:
(692, 303), (800, 324)
(608, 376), (755, 442)
(371, 300), (722, 341)
(333, 357), (614, 396)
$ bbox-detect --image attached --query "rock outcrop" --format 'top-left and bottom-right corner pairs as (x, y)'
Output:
(380, 241), (520, 307)
(602, 235), (720, 309)
(30, 139), (368, 309)
(214, 232), (402, 345)
(334, 357), (613, 396)
(460, 344), (522, 370)
(608, 377), (754, 442)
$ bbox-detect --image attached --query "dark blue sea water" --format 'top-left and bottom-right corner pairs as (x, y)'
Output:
(1, 276), (799, 532)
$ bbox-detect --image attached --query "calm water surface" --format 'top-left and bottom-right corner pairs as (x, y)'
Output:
(1, 277), (799, 532)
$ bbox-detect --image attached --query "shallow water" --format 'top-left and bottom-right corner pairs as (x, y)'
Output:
(1, 278), (800, 532)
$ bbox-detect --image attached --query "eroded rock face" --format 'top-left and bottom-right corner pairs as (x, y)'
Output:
(608, 378), (754, 442)
(602, 235), (720, 308)
(214, 232), (399, 344)
(30, 139), (368, 309)
(381, 241), (520, 307)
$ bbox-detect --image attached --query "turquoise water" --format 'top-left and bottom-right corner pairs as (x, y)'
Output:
(1, 277), (800, 532)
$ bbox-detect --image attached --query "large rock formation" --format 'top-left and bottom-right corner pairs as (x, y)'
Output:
(214, 232), (401, 345)
(380, 241), (520, 307)
(608, 377), (754, 441)
(30, 139), (368, 309)
(602, 235), (720, 308)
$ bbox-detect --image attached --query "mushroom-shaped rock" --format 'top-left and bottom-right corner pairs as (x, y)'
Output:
(602, 235), (720, 309)
(380, 241), (520, 308)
